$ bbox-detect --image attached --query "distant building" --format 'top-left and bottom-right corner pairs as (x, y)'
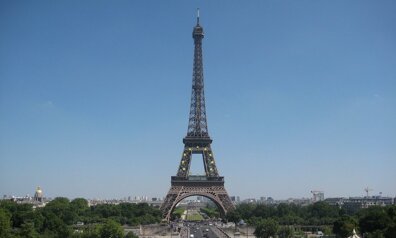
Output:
(242, 198), (257, 204)
(346, 196), (393, 208)
(267, 197), (275, 204)
(324, 197), (345, 206)
(34, 186), (43, 203)
(287, 198), (311, 206)
(324, 196), (394, 210)
(311, 191), (324, 203)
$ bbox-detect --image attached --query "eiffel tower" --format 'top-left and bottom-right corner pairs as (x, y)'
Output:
(160, 10), (234, 221)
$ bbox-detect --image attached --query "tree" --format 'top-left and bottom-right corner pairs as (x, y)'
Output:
(254, 218), (279, 238)
(125, 231), (138, 238)
(72, 224), (100, 238)
(359, 207), (391, 236)
(366, 230), (385, 238)
(43, 197), (77, 226)
(307, 202), (339, 225)
(278, 226), (294, 238)
(384, 206), (396, 238)
(9, 203), (35, 228)
(19, 222), (40, 238)
(41, 211), (72, 237)
(333, 215), (357, 238)
(200, 206), (220, 218)
(247, 216), (264, 227)
(277, 204), (292, 217)
(71, 198), (89, 214)
(226, 210), (241, 230)
(98, 219), (124, 238)
(0, 208), (12, 237)
(384, 224), (396, 238)
(172, 207), (184, 220)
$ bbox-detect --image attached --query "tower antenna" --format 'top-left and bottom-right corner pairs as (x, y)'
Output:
(197, 8), (200, 25)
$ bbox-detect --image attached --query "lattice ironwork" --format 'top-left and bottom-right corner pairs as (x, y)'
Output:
(161, 11), (234, 221)
(161, 184), (234, 221)
(176, 145), (219, 177)
(187, 20), (208, 138)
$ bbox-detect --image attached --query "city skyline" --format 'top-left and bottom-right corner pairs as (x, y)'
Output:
(1, 1), (395, 200)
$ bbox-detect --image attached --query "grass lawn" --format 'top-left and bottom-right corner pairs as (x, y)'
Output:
(186, 213), (204, 221)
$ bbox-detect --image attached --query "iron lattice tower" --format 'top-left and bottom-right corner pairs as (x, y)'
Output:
(160, 11), (234, 221)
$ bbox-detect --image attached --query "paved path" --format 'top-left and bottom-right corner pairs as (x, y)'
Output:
(181, 222), (232, 238)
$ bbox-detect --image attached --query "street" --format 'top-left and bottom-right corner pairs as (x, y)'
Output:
(183, 222), (228, 238)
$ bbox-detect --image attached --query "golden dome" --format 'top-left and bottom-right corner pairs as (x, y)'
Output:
(35, 186), (43, 197)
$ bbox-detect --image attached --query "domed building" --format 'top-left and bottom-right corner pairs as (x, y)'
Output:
(34, 186), (43, 202)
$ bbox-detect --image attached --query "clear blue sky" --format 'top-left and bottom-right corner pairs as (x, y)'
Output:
(1, 0), (395, 200)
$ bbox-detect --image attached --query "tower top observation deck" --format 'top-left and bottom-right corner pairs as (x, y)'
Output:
(193, 8), (204, 38)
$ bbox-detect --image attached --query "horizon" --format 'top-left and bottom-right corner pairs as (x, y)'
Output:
(1, 1), (395, 199)
(4, 188), (394, 202)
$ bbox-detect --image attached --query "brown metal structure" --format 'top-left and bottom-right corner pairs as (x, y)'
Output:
(160, 11), (234, 221)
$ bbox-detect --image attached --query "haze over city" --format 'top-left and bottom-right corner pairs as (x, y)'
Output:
(1, 0), (395, 200)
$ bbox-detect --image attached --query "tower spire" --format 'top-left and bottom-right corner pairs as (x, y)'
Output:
(197, 8), (200, 25)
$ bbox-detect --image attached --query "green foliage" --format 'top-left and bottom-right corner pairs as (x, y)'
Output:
(125, 231), (139, 238)
(322, 225), (333, 235)
(233, 203), (395, 237)
(98, 219), (124, 238)
(278, 226), (294, 238)
(226, 210), (242, 225)
(72, 224), (100, 238)
(0, 199), (162, 237)
(89, 202), (161, 225)
(19, 222), (40, 238)
(358, 206), (395, 238)
(41, 211), (73, 237)
(43, 197), (77, 226)
(0, 200), (35, 229)
(2, 196), (393, 238)
(333, 215), (357, 238)
(71, 198), (89, 216)
(0, 208), (12, 237)
(254, 218), (279, 238)
(234, 202), (340, 226)
(308, 202), (339, 219)
(200, 206), (220, 218)
(186, 213), (203, 221)
(247, 216), (265, 227)
(384, 223), (396, 238)
(172, 207), (185, 219)
(366, 230), (385, 238)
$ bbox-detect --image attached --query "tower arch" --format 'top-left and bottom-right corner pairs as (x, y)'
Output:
(168, 193), (226, 221)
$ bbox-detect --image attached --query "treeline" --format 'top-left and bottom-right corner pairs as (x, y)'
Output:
(226, 202), (396, 238)
(0, 197), (162, 238)
(200, 206), (220, 218)
(228, 202), (339, 226)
